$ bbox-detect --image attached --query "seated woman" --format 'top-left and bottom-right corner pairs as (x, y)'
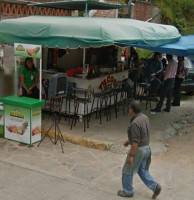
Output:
(20, 57), (39, 99)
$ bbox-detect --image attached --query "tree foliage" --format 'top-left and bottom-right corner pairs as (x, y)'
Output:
(156, 0), (194, 35)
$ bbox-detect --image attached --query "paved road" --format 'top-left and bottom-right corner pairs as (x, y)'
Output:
(0, 124), (194, 200)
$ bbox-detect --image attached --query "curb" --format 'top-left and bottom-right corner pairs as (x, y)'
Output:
(42, 129), (112, 151)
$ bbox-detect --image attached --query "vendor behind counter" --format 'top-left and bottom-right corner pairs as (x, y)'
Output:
(20, 57), (39, 99)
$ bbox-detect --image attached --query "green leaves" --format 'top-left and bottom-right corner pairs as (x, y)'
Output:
(156, 0), (194, 35)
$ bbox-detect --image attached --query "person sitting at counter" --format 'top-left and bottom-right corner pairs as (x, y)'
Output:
(20, 57), (39, 99)
(144, 52), (163, 82)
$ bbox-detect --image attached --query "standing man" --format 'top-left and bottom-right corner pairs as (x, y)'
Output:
(118, 101), (161, 199)
(151, 54), (177, 113)
(172, 56), (188, 106)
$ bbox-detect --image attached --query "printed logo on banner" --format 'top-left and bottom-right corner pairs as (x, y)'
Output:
(31, 107), (41, 143)
(6, 108), (28, 135)
(99, 75), (116, 91)
(4, 104), (31, 144)
(14, 43), (42, 59)
(32, 109), (41, 117)
(10, 109), (24, 119)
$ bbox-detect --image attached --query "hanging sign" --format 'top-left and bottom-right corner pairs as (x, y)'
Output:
(14, 43), (42, 59)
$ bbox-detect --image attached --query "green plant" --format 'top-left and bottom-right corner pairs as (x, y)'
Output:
(136, 48), (152, 59)
(156, 0), (194, 35)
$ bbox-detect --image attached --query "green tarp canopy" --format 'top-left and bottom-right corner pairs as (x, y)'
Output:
(0, 16), (181, 49)
(29, 0), (127, 11)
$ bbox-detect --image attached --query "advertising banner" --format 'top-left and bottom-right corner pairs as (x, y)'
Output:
(14, 43), (42, 59)
(4, 104), (31, 144)
(31, 106), (41, 144)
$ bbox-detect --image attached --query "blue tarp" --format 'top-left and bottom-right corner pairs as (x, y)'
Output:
(117, 35), (194, 57)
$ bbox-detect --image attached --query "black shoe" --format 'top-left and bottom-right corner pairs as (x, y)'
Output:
(163, 108), (170, 112)
(151, 108), (161, 113)
(152, 184), (162, 199)
(118, 190), (134, 198)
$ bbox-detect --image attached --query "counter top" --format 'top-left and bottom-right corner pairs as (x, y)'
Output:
(43, 69), (129, 80)
(73, 70), (129, 80)
(0, 96), (45, 108)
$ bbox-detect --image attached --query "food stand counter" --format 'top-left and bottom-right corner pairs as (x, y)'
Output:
(42, 70), (129, 115)
(1, 96), (45, 145)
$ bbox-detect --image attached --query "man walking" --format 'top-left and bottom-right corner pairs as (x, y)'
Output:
(151, 54), (177, 113)
(118, 101), (161, 199)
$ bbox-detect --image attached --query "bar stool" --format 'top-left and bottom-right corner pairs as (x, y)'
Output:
(90, 84), (112, 124)
(120, 79), (134, 114)
(63, 90), (75, 125)
(112, 81), (122, 118)
(63, 82), (76, 125)
(103, 84), (114, 121)
(70, 88), (90, 132)
(137, 83), (150, 100)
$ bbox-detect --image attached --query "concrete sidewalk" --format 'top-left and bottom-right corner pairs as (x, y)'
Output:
(0, 161), (124, 200)
(42, 97), (194, 156)
(0, 123), (194, 200)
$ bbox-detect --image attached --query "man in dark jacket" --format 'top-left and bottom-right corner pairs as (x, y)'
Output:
(118, 101), (161, 199)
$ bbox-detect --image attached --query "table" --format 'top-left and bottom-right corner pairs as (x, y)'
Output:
(0, 96), (45, 145)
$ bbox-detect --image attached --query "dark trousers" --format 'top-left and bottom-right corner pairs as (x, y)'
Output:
(172, 78), (183, 106)
(22, 87), (39, 99)
(156, 78), (175, 111)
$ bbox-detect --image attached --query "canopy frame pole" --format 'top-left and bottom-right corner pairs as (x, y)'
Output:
(85, 2), (88, 17)
(14, 56), (18, 96)
(83, 48), (86, 65)
(39, 58), (42, 100)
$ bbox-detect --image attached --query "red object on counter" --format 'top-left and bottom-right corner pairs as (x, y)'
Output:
(66, 67), (83, 77)
(66, 69), (76, 77)
(75, 67), (83, 74)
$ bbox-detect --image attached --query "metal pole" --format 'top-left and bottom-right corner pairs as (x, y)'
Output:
(83, 48), (86, 65)
(128, 1), (135, 19)
(39, 58), (42, 100)
(14, 56), (18, 96)
(85, 2), (88, 17)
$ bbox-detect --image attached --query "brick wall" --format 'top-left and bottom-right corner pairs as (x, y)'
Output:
(120, 1), (161, 23)
(133, 1), (161, 23)
(93, 9), (117, 18)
